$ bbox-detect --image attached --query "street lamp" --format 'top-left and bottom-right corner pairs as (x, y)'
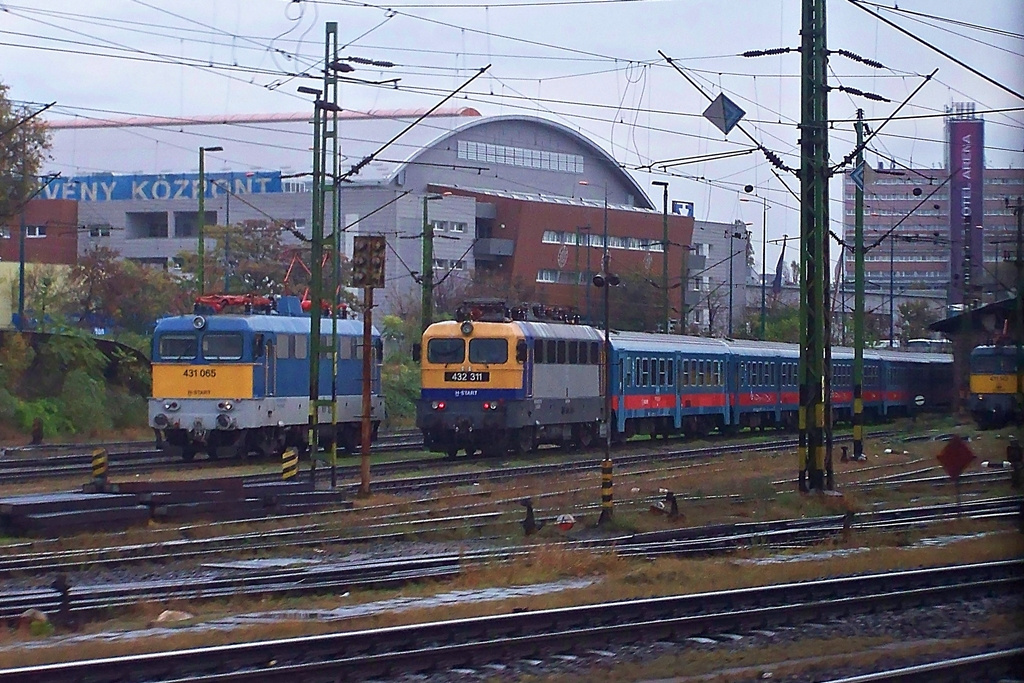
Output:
(652, 180), (670, 332)
(742, 185), (769, 340)
(197, 145), (223, 296)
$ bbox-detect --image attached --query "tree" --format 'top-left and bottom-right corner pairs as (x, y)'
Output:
(67, 247), (191, 334)
(898, 300), (939, 344)
(177, 219), (312, 297)
(0, 82), (51, 222)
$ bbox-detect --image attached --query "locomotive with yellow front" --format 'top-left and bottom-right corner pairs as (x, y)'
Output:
(150, 295), (384, 461)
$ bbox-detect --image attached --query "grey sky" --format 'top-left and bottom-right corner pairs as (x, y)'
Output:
(2, 0), (1022, 271)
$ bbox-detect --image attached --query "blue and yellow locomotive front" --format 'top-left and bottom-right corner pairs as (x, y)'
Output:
(417, 319), (528, 456)
(969, 345), (1024, 428)
(150, 308), (384, 460)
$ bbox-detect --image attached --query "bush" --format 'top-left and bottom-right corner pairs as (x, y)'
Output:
(15, 398), (71, 438)
(105, 388), (148, 430)
(382, 358), (420, 429)
(59, 369), (112, 435)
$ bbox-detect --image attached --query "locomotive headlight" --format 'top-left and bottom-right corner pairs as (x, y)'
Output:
(218, 401), (234, 411)
(460, 321), (474, 336)
(153, 413), (169, 428)
(215, 414), (233, 429)
(164, 401), (180, 412)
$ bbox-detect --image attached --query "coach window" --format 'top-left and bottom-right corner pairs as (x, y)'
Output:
(715, 361), (722, 386)
(657, 359), (665, 386)
(470, 338), (508, 364)
(667, 359), (675, 386)
(427, 338), (464, 364)
(697, 360), (704, 386)
(568, 341), (579, 364)
(534, 340), (545, 364)
(158, 334), (197, 361)
(625, 357), (633, 386)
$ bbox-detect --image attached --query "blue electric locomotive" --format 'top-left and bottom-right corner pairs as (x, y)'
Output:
(149, 295), (384, 461)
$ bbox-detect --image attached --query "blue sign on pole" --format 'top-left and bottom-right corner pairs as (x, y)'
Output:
(851, 162), (865, 192)
(703, 93), (746, 136)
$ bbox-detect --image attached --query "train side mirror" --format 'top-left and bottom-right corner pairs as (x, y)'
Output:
(516, 340), (528, 364)
(412, 343), (421, 362)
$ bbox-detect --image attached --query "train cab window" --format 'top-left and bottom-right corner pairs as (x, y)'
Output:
(469, 338), (508, 364)
(590, 342), (600, 365)
(556, 340), (567, 364)
(534, 340), (545, 364)
(354, 338), (364, 360)
(293, 335), (307, 360)
(547, 340), (557, 364)
(568, 341), (579, 365)
(158, 334), (197, 361)
(203, 333), (243, 360)
(277, 335), (291, 359)
(427, 338), (464, 364)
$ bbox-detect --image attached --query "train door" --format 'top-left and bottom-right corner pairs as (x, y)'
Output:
(265, 338), (276, 396)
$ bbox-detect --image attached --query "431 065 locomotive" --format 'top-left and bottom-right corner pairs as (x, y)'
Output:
(150, 294), (383, 461)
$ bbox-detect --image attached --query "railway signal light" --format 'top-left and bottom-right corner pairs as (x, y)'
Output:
(351, 235), (387, 288)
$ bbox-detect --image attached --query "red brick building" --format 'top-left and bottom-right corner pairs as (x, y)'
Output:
(0, 199), (79, 265)
(437, 186), (694, 327)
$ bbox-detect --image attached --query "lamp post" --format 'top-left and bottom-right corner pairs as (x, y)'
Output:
(421, 192), (444, 332)
(197, 145), (223, 296)
(889, 232), (895, 347)
(652, 180), (670, 332)
(742, 187), (769, 339)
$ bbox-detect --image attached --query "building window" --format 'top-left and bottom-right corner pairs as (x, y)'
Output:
(126, 211), (169, 238)
(537, 269), (558, 283)
(0, 227), (9, 239)
(458, 140), (584, 174)
(449, 221), (466, 233)
(88, 225), (112, 237)
(25, 225), (46, 238)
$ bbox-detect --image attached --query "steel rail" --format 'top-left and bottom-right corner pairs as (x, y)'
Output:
(0, 498), (1017, 617)
(0, 560), (1019, 683)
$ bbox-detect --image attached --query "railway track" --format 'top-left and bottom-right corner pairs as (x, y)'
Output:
(0, 430), (423, 483)
(0, 497), (1018, 617)
(2, 560), (1020, 682)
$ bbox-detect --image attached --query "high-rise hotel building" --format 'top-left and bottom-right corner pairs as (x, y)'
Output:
(843, 102), (1023, 309)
